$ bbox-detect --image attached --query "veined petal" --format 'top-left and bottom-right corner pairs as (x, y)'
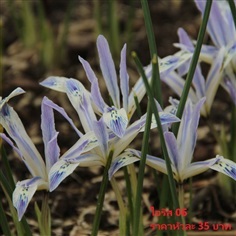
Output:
(41, 97), (60, 171)
(0, 88), (25, 109)
(177, 98), (205, 166)
(79, 56), (107, 112)
(210, 156), (236, 181)
(108, 149), (139, 180)
(64, 153), (103, 166)
(93, 118), (108, 156)
(103, 107), (128, 138)
(40, 76), (67, 92)
(195, 1), (232, 47)
(0, 104), (46, 178)
(13, 177), (47, 221)
(183, 157), (220, 181)
(128, 50), (191, 119)
(49, 160), (80, 192)
(205, 48), (225, 114)
(120, 44), (129, 112)
(132, 149), (171, 176)
(61, 131), (99, 160)
(65, 79), (97, 132)
(97, 35), (120, 108)
(164, 132), (180, 171)
(42, 97), (83, 137)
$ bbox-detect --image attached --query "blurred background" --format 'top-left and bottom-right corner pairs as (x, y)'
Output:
(3, 1), (234, 235)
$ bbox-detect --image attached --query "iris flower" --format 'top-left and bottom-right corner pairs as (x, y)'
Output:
(171, 0), (236, 108)
(40, 35), (181, 178)
(0, 88), (99, 220)
(110, 98), (236, 183)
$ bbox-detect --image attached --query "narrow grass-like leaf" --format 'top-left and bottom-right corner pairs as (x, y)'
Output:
(172, 0), (212, 136)
(0, 200), (12, 236)
(133, 53), (184, 236)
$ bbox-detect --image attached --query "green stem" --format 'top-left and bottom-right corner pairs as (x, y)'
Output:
(41, 192), (51, 236)
(110, 177), (127, 235)
(91, 150), (114, 236)
(172, 0), (213, 136)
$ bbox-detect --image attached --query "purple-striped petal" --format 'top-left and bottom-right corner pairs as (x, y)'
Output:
(42, 97), (82, 137)
(97, 35), (120, 108)
(120, 44), (129, 112)
(210, 156), (236, 181)
(79, 56), (106, 112)
(93, 118), (108, 156)
(108, 149), (139, 180)
(41, 97), (60, 171)
(164, 132), (180, 171)
(103, 107), (128, 138)
(13, 177), (47, 221)
(61, 131), (99, 160)
(177, 98), (205, 165)
(49, 160), (80, 191)
(40, 76), (67, 92)
(65, 79), (97, 132)
(0, 104), (46, 178)
(205, 48), (225, 114)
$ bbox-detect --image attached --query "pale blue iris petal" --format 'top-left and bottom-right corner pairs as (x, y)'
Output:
(224, 76), (236, 106)
(164, 132), (180, 171)
(66, 79), (97, 132)
(210, 156), (236, 181)
(93, 118), (108, 156)
(40, 76), (68, 92)
(0, 104), (45, 178)
(183, 158), (220, 181)
(108, 150), (139, 180)
(13, 177), (47, 221)
(224, 42), (236, 68)
(41, 97), (60, 170)
(0, 87), (25, 109)
(42, 97), (83, 137)
(205, 48), (225, 113)
(49, 160), (80, 192)
(177, 99), (205, 166)
(103, 107), (128, 138)
(79, 56), (106, 112)
(64, 153), (103, 166)
(112, 115), (146, 157)
(97, 35), (120, 108)
(61, 131), (99, 160)
(120, 44), (129, 112)
(133, 149), (170, 176)
(195, 1), (229, 47)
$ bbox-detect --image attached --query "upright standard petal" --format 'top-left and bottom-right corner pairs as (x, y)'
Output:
(13, 177), (47, 221)
(41, 97), (60, 171)
(93, 118), (108, 157)
(97, 35), (120, 108)
(120, 44), (129, 112)
(79, 56), (107, 113)
(65, 79), (97, 132)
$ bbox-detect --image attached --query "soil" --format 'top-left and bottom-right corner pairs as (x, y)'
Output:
(1, 1), (236, 235)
